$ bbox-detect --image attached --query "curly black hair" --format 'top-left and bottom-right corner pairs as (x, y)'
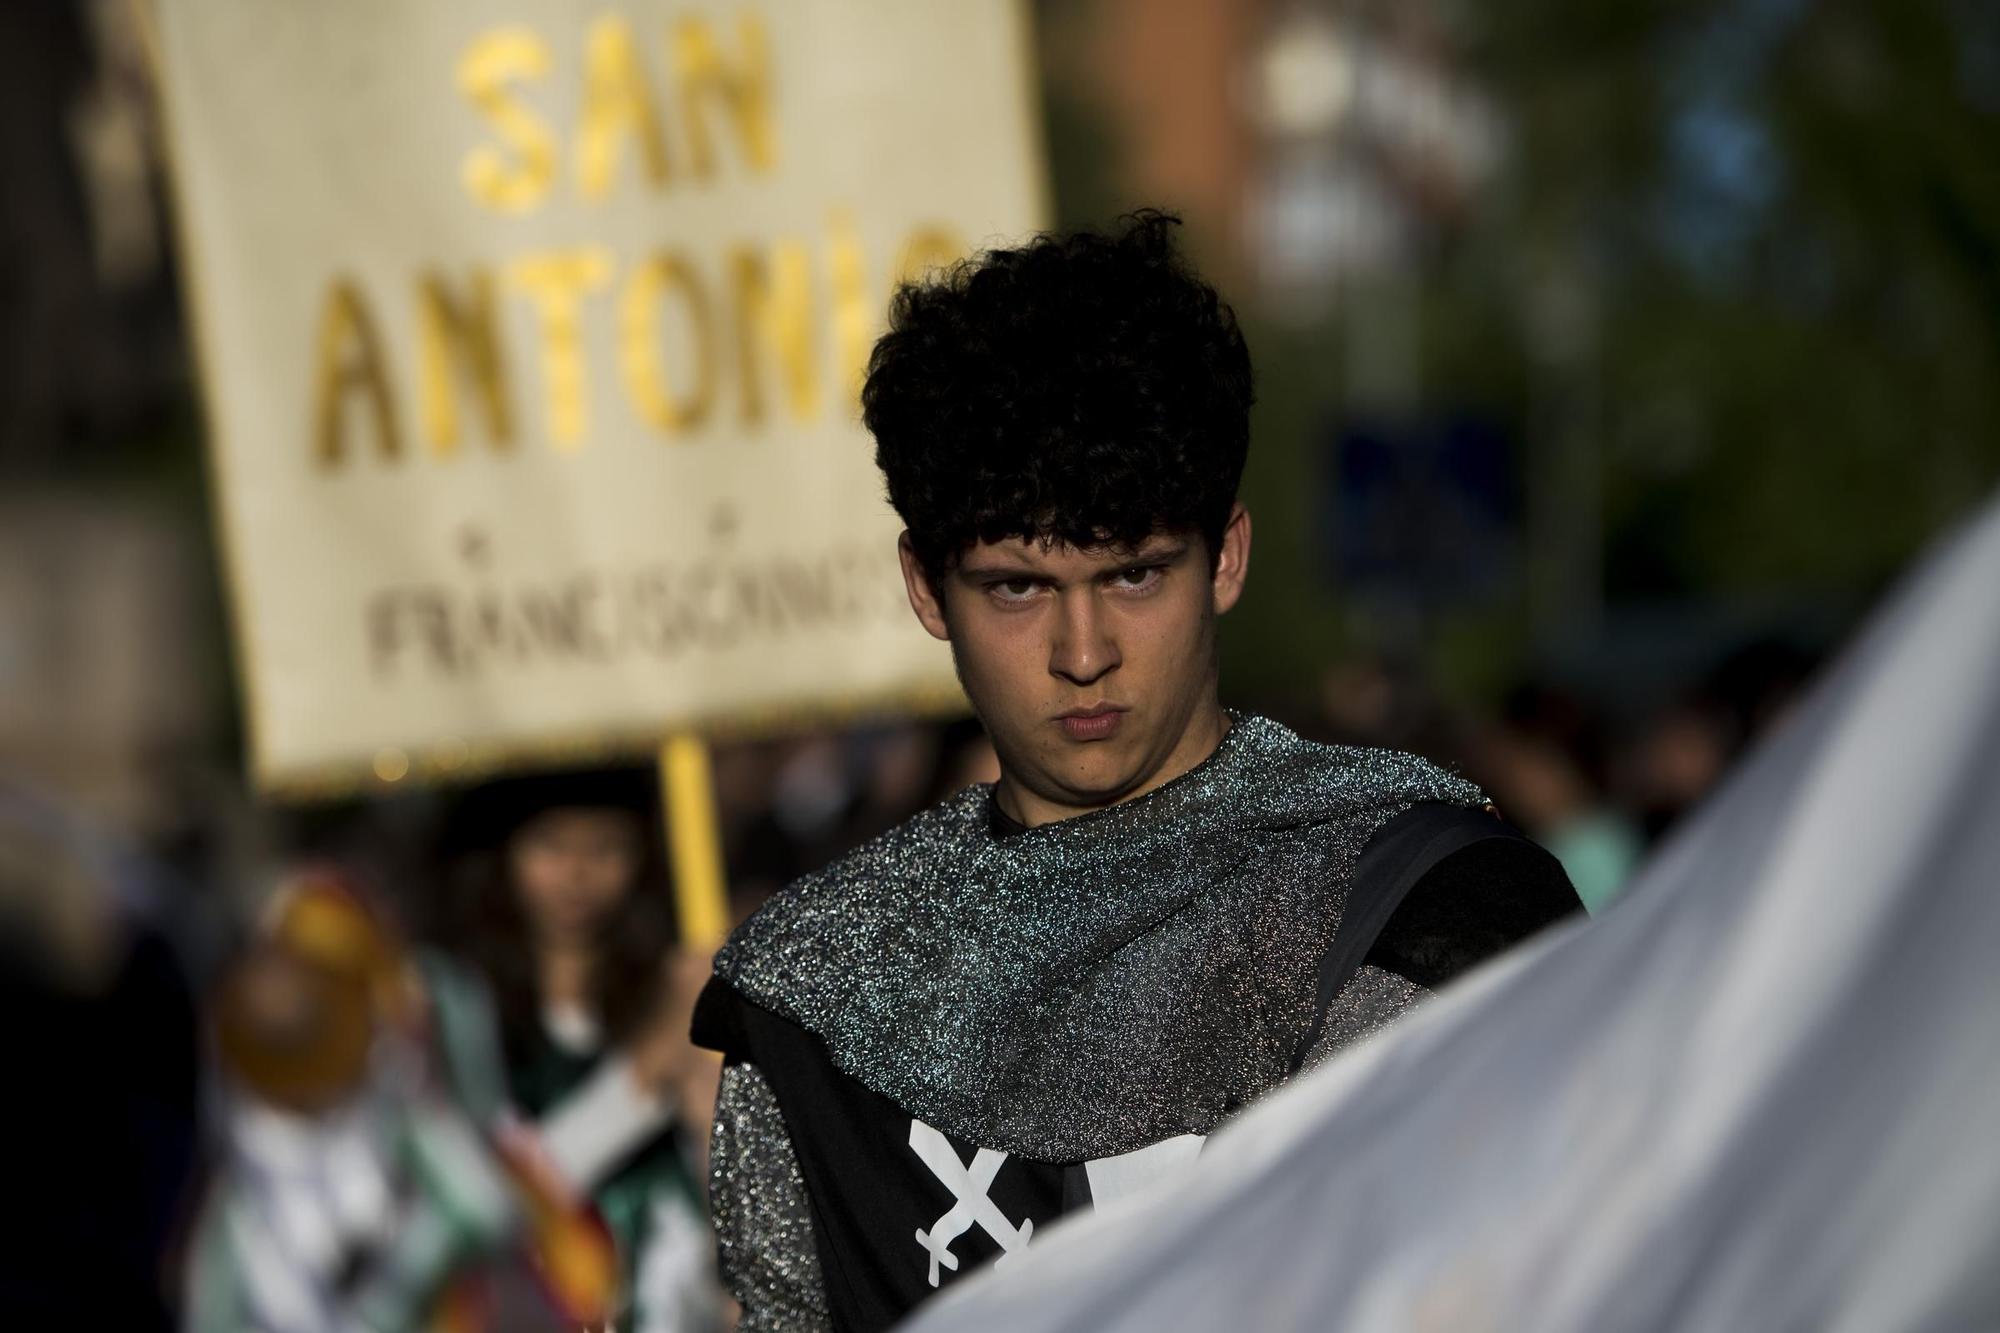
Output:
(862, 210), (1253, 582)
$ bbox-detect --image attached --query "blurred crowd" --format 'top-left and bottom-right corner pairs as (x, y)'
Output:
(1305, 636), (1820, 911)
(0, 630), (1820, 1330)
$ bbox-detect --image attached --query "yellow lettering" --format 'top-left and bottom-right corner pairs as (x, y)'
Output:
(576, 14), (671, 202)
(618, 252), (717, 435)
(458, 27), (558, 214)
(892, 224), (967, 286)
(826, 209), (873, 409)
(416, 268), (513, 457)
(672, 16), (778, 180)
(729, 242), (818, 426)
(313, 277), (400, 468)
(507, 248), (614, 448)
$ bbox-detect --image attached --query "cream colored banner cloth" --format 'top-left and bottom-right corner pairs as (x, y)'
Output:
(906, 491), (2000, 1332)
(154, 0), (1043, 791)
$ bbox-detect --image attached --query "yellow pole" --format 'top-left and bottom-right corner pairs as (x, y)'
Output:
(660, 733), (730, 949)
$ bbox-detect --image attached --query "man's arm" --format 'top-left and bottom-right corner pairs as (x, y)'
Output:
(1296, 803), (1581, 1072)
(710, 1060), (833, 1333)
(1361, 805), (1581, 988)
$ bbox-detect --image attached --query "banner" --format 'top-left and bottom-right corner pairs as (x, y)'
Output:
(153, 0), (1044, 793)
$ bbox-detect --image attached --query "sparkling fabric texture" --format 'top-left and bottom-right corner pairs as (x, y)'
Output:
(1296, 964), (1429, 1074)
(709, 1062), (831, 1333)
(714, 714), (1482, 1162)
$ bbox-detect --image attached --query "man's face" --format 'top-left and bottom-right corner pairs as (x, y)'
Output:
(900, 505), (1251, 825)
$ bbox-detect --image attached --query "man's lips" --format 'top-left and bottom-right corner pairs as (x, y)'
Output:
(1057, 705), (1126, 740)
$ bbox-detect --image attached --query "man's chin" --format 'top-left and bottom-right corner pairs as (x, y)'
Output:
(1040, 762), (1152, 812)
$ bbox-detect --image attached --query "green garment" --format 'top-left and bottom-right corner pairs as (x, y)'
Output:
(1544, 811), (1644, 914)
(510, 1029), (706, 1332)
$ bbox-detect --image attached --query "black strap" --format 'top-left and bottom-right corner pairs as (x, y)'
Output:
(691, 973), (751, 1057)
(1289, 802), (1572, 1071)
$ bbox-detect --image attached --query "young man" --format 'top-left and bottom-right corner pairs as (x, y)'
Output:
(692, 212), (1580, 1332)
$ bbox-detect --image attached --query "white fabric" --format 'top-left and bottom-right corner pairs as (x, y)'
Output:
(635, 1187), (729, 1333)
(542, 1000), (602, 1054)
(904, 493), (2000, 1333)
(1083, 1135), (1205, 1208)
(538, 1053), (671, 1192)
(229, 1101), (395, 1297)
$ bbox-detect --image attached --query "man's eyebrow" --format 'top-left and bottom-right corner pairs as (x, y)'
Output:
(1114, 537), (1190, 565)
(954, 559), (1047, 581)
(954, 537), (1191, 581)
(956, 564), (1064, 584)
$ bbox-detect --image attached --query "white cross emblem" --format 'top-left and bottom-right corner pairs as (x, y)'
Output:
(908, 1119), (1034, 1287)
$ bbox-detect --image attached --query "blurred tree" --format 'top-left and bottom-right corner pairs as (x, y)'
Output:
(1449, 0), (2000, 604)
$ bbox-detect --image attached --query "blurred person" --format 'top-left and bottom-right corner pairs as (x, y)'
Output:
(1618, 699), (1734, 844)
(768, 736), (858, 854)
(1473, 684), (1642, 913)
(1307, 653), (1461, 758)
(1314, 654), (1405, 744)
(843, 724), (944, 845)
(1615, 639), (1821, 848)
(713, 736), (856, 918)
(710, 739), (796, 915)
(1704, 637), (1819, 751)
(0, 778), (199, 1332)
(693, 213), (1583, 1331)
(184, 868), (615, 1333)
(441, 771), (725, 1333)
(1473, 724), (1640, 913)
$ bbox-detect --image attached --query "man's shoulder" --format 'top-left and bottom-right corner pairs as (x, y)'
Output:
(1281, 728), (1466, 791)
(1227, 714), (1486, 821)
(769, 783), (987, 906)
(711, 785), (989, 982)
(689, 782), (978, 1065)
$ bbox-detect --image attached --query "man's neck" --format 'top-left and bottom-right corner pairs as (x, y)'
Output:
(996, 702), (1232, 829)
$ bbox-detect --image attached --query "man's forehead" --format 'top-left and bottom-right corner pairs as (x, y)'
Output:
(955, 531), (1187, 574)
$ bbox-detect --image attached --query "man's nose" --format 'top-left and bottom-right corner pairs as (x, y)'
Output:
(1048, 588), (1121, 686)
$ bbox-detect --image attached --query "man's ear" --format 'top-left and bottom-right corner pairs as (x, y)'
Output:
(1211, 503), (1252, 615)
(898, 532), (951, 641)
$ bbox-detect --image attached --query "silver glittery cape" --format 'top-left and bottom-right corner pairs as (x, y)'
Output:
(713, 713), (1482, 1162)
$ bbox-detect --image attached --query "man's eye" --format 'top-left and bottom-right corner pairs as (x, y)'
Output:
(991, 578), (1039, 601)
(1111, 566), (1161, 591)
